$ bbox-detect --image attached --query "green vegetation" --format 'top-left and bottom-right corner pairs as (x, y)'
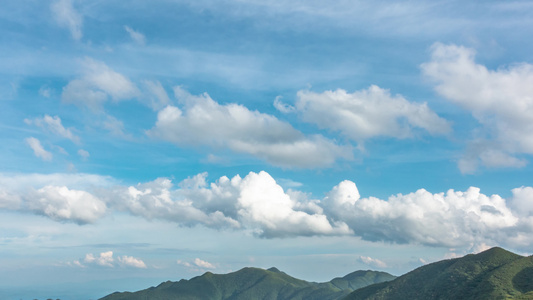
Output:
(99, 247), (533, 300)
(99, 267), (395, 300)
(344, 247), (533, 300)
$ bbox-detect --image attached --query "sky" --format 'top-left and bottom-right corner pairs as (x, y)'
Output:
(1, 0), (533, 299)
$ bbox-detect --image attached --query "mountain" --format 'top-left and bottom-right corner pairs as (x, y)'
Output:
(344, 247), (533, 300)
(99, 267), (395, 300)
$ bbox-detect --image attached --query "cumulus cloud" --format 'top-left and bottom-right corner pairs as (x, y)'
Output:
(323, 181), (520, 248)
(25, 137), (53, 161)
(194, 258), (215, 269)
(178, 258), (216, 270)
(509, 186), (533, 216)
(103, 171), (349, 238)
(104, 177), (240, 229)
(3, 171), (533, 249)
(28, 185), (107, 224)
(230, 171), (350, 237)
(0, 173), (111, 224)
(422, 43), (533, 172)
(292, 85), (451, 142)
(359, 256), (387, 268)
(61, 58), (139, 111)
(118, 255), (147, 268)
(51, 0), (83, 40)
(124, 26), (146, 45)
(24, 115), (80, 144)
(84, 251), (114, 267)
(147, 87), (352, 168)
(73, 251), (146, 268)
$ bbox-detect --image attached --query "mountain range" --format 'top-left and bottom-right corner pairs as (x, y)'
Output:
(100, 247), (533, 300)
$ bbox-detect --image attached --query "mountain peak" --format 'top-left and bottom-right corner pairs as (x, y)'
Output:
(345, 247), (532, 300)
(267, 267), (281, 273)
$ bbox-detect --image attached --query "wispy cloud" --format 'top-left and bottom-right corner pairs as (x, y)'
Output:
(51, 0), (83, 40)
(77, 149), (89, 160)
(25, 137), (53, 161)
(359, 255), (387, 268)
(61, 58), (139, 111)
(124, 26), (146, 45)
(25, 115), (80, 144)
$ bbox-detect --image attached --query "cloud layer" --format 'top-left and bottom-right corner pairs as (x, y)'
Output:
(1, 171), (533, 250)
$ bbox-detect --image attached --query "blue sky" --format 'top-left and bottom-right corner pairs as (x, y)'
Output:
(1, 0), (533, 299)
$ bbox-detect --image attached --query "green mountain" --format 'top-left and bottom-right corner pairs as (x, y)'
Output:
(99, 267), (395, 300)
(344, 247), (533, 300)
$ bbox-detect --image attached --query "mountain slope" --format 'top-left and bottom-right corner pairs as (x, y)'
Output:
(99, 267), (395, 300)
(344, 247), (533, 300)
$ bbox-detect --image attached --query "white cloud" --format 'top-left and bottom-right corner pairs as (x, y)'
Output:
(118, 255), (147, 268)
(231, 171), (351, 237)
(359, 256), (387, 268)
(124, 26), (146, 45)
(0, 190), (21, 210)
(147, 87), (352, 168)
(510, 186), (533, 216)
(72, 251), (147, 268)
(178, 258), (215, 270)
(25, 115), (80, 144)
(294, 86), (451, 142)
(273, 96), (295, 113)
(51, 0), (83, 40)
(28, 185), (107, 224)
(62, 58), (139, 111)
(0, 173), (109, 224)
(84, 251), (114, 267)
(105, 177), (240, 229)
(422, 43), (533, 172)
(25, 137), (53, 161)
(323, 181), (520, 248)
(3, 172), (533, 249)
(77, 149), (89, 160)
(194, 258), (215, 269)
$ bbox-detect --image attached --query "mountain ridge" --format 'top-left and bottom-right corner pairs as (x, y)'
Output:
(343, 247), (533, 300)
(99, 267), (395, 300)
(99, 247), (533, 300)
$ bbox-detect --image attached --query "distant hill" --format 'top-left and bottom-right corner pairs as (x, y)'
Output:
(344, 247), (533, 300)
(99, 267), (395, 300)
(100, 247), (533, 300)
